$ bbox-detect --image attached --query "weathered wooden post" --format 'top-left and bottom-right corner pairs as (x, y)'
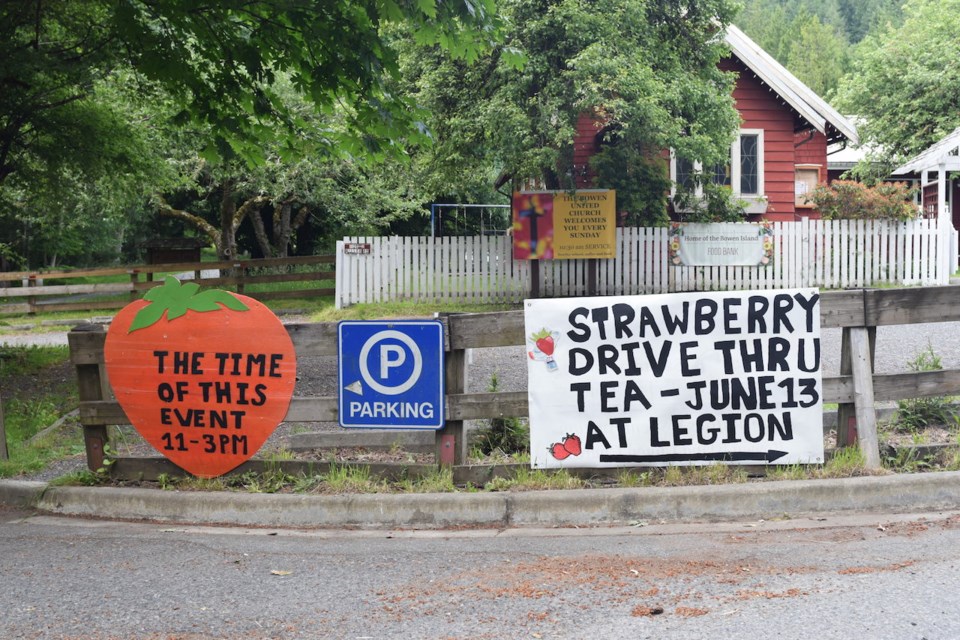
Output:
(835, 289), (877, 452)
(68, 324), (110, 472)
(848, 326), (881, 468)
(234, 262), (245, 295)
(26, 274), (38, 315)
(128, 269), (140, 302)
(436, 314), (468, 466)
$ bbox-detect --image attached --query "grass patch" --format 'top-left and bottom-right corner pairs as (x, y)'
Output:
(615, 468), (652, 487)
(653, 464), (749, 487)
(470, 373), (529, 457)
(394, 467), (458, 493)
(484, 468), (585, 491)
(0, 345), (81, 478)
(820, 447), (868, 477)
(893, 345), (957, 432)
(311, 300), (519, 322)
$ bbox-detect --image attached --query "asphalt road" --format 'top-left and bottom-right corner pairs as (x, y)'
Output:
(3, 506), (960, 639)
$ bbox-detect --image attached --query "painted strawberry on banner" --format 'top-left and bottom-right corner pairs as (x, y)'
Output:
(104, 277), (297, 478)
(528, 327), (560, 371)
(548, 433), (582, 460)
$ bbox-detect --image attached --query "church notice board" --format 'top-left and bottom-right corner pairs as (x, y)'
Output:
(512, 190), (617, 260)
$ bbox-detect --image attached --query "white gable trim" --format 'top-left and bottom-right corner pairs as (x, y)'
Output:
(893, 127), (960, 175)
(725, 25), (859, 146)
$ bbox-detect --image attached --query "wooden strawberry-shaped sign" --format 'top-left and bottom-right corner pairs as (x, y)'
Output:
(104, 277), (297, 478)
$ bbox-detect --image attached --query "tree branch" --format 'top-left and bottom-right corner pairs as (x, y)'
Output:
(156, 198), (220, 248)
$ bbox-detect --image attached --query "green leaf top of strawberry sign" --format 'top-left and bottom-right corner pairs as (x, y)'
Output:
(129, 276), (249, 333)
(529, 328), (552, 342)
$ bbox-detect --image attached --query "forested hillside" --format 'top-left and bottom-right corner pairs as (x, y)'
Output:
(737, 0), (903, 97)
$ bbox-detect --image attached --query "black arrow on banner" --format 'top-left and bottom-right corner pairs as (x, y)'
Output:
(599, 450), (789, 464)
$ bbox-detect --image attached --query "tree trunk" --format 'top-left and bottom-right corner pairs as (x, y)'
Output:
(248, 204), (275, 258)
(219, 180), (238, 261)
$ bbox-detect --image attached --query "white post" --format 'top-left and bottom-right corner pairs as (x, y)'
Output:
(939, 164), (951, 282)
(334, 240), (344, 310)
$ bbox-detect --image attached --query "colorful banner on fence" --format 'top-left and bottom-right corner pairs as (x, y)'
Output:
(668, 222), (773, 266)
(512, 190), (616, 260)
(524, 289), (824, 469)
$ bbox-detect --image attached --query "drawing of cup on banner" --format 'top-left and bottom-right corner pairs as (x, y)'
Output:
(528, 328), (561, 371)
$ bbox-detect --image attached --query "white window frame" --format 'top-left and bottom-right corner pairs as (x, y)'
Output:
(670, 129), (767, 214)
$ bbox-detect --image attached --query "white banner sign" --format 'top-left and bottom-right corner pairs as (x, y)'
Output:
(669, 222), (773, 266)
(524, 289), (823, 468)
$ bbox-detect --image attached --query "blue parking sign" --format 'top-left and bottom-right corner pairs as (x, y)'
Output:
(338, 320), (446, 429)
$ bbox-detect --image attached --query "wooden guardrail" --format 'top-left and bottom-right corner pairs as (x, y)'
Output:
(68, 286), (960, 483)
(1, 254), (335, 315)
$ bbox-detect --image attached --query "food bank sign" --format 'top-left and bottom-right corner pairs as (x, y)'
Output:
(524, 289), (823, 468)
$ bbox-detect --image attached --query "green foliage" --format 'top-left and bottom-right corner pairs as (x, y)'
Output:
(0, 1), (504, 267)
(614, 469), (652, 488)
(322, 464), (387, 493)
(895, 345), (957, 431)
(401, 0), (741, 194)
(835, 0), (960, 159)
(783, 12), (849, 97)
(1, 0), (503, 178)
(484, 468), (585, 492)
(0, 346), (80, 479)
(672, 182), (750, 223)
(394, 467), (457, 493)
(883, 447), (936, 473)
(470, 374), (529, 456)
(822, 446), (866, 477)
(589, 147), (671, 226)
(0, 346), (69, 377)
(805, 180), (917, 221)
(658, 464), (748, 486)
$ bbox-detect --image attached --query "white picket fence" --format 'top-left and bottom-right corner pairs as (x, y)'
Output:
(335, 219), (958, 308)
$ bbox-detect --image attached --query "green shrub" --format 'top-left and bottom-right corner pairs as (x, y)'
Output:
(470, 373), (529, 456)
(895, 345), (956, 431)
(806, 180), (917, 221)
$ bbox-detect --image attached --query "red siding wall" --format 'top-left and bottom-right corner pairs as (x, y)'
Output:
(572, 58), (833, 220)
(722, 57), (798, 221)
(794, 131), (827, 168)
(573, 113), (601, 188)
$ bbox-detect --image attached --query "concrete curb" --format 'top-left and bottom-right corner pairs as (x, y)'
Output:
(0, 480), (48, 508)
(5, 471), (960, 529)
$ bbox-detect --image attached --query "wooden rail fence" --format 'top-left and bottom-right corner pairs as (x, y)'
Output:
(0, 254), (335, 316)
(70, 286), (960, 483)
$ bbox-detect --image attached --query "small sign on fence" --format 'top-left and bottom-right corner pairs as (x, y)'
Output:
(512, 190), (617, 260)
(338, 320), (445, 429)
(343, 243), (372, 255)
(668, 222), (773, 267)
(104, 277), (298, 478)
(524, 289), (824, 468)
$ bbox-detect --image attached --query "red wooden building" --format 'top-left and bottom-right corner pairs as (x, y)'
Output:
(573, 25), (859, 221)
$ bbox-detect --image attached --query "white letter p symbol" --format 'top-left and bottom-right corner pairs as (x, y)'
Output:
(379, 344), (406, 379)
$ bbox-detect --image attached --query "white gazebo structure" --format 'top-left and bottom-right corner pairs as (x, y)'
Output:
(893, 127), (960, 224)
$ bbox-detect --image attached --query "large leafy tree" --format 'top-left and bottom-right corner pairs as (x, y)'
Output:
(0, 0), (503, 183)
(0, 0), (502, 266)
(784, 11), (849, 97)
(835, 0), (960, 160)
(153, 75), (430, 260)
(402, 0), (741, 225)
